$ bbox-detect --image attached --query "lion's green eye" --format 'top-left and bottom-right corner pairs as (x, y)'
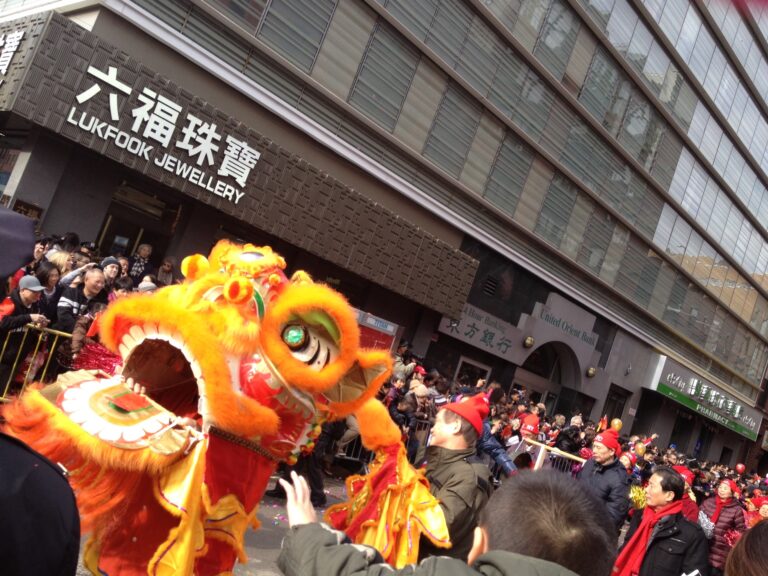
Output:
(282, 324), (308, 350)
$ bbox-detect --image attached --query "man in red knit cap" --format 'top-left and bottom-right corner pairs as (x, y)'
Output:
(577, 427), (630, 533)
(418, 393), (493, 562)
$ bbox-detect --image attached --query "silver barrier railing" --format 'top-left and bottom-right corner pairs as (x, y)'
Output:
(1, 323), (72, 401)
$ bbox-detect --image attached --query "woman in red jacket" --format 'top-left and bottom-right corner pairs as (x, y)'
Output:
(700, 479), (746, 575)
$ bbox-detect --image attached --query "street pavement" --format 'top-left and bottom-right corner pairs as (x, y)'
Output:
(75, 475), (350, 576)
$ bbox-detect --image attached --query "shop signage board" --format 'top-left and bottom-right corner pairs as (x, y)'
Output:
(438, 303), (518, 362)
(652, 358), (762, 441)
(0, 11), (478, 319)
(354, 308), (398, 351)
(66, 68), (257, 204)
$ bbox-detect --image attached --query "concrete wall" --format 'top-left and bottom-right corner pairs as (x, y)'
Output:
(89, 9), (463, 249)
(39, 148), (119, 241)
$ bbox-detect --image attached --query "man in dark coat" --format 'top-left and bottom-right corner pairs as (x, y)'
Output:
(277, 469), (617, 576)
(577, 428), (630, 532)
(0, 276), (49, 385)
(615, 466), (709, 576)
(417, 394), (493, 561)
(0, 433), (80, 575)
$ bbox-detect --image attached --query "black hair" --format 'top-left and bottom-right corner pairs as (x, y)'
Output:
(60, 232), (80, 253)
(481, 470), (616, 576)
(424, 369), (441, 385)
(435, 377), (450, 395)
(35, 260), (60, 288)
(725, 519), (768, 576)
(488, 386), (505, 405)
(113, 276), (134, 292)
(441, 409), (479, 446)
(652, 466), (685, 501)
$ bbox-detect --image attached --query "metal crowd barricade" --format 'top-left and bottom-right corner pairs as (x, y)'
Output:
(0, 323), (72, 401)
(523, 437), (586, 472)
(331, 419), (433, 474)
(334, 435), (375, 474)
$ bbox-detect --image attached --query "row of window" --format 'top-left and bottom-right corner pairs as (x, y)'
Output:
(443, 1), (768, 330)
(486, 0), (768, 274)
(703, 0), (768, 103)
(247, 0), (768, 385)
(748, 3), (768, 50)
(630, 0), (768, 228)
(134, 0), (765, 396)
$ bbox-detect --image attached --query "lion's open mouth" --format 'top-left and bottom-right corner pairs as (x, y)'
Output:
(119, 326), (202, 421)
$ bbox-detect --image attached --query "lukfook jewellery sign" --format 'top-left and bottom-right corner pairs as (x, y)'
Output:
(67, 65), (257, 205)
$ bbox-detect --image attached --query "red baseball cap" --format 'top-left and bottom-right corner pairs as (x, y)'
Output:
(414, 365), (426, 375)
(673, 465), (694, 486)
(594, 428), (621, 457)
(521, 414), (539, 436)
(442, 394), (490, 435)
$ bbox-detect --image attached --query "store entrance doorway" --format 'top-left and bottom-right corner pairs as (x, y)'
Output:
(96, 183), (183, 261)
(453, 356), (492, 389)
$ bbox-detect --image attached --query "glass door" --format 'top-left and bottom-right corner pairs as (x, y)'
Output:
(453, 356), (492, 389)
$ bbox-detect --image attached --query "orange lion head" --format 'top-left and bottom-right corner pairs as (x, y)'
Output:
(99, 240), (391, 461)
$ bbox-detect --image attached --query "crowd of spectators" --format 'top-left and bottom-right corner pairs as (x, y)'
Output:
(0, 232), (179, 388)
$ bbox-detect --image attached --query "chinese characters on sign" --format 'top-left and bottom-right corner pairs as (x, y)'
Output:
(0, 29), (24, 81)
(654, 358), (762, 440)
(68, 65), (261, 204)
(439, 304), (518, 362)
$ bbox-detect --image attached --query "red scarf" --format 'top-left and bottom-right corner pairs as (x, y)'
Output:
(711, 496), (732, 524)
(613, 500), (683, 576)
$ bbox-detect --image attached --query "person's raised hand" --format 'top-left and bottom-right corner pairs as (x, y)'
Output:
(279, 471), (317, 528)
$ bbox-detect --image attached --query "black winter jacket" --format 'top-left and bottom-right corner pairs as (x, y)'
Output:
(622, 509), (710, 576)
(478, 421), (516, 477)
(419, 445), (492, 562)
(279, 523), (580, 576)
(0, 289), (40, 363)
(577, 457), (630, 531)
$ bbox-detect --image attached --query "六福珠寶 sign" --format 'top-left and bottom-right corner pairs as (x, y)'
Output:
(67, 65), (261, 205)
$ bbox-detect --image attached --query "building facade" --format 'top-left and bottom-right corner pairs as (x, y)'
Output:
(1, 0), (768, 467)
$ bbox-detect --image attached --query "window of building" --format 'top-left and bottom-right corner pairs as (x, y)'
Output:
(534, 0), (581, 80)
(423, 84), (483, 177)
(605, 0), (637, 54)
(515, 71), (554, 140)
(578, 207), (615, 273)
(489, 49), (528, 119)
(204, 0), (267, 33)
(424, 0), (473, 68)
(484, 132), (535, 216)
(382, 0), (437, 41)
(535, 174), (577, 247)
(349, 23), (420, 131)
(579, 49), (619, 122)
(457, 16), (503, 96)
(257, 0), (337, 72)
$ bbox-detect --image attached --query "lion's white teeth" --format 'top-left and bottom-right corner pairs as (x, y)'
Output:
(142, 324), (158, 338)
(121, 333), (137, 351)
(129, 325), (146, 343)
(190, 360), (202, 379)
(119, 344), (129, 359)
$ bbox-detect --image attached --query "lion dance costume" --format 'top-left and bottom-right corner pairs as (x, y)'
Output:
(2, 241), (448, 575)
